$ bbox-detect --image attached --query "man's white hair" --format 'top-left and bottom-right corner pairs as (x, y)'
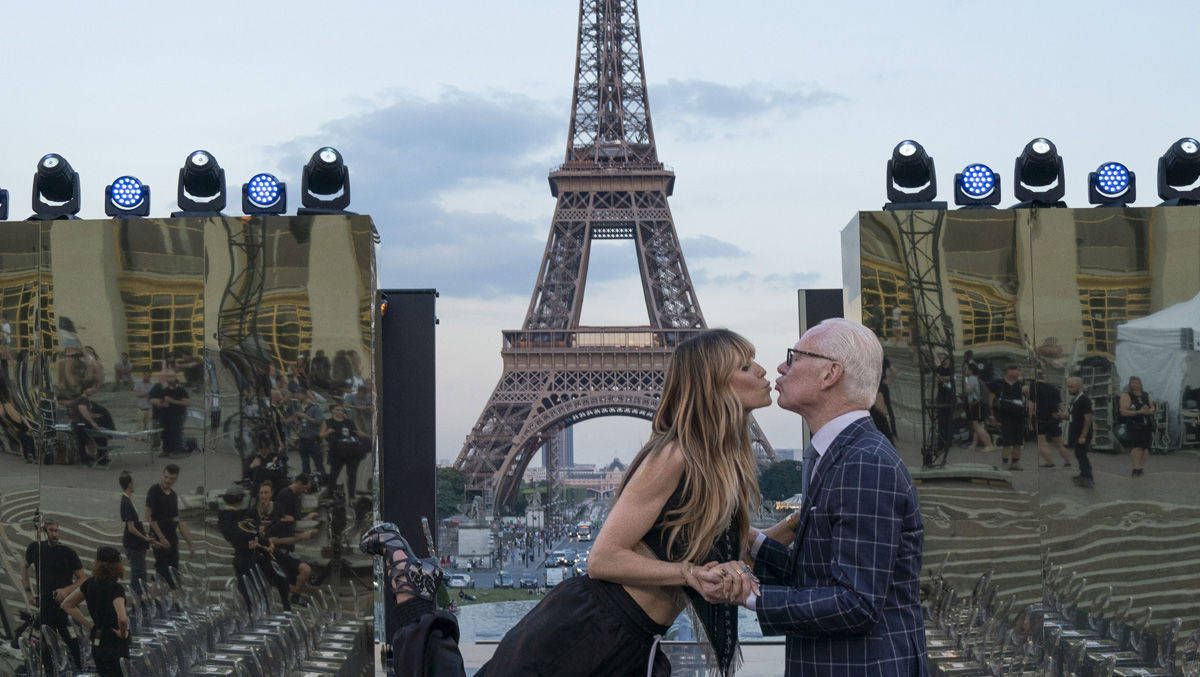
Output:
(810, 318), (882, 409)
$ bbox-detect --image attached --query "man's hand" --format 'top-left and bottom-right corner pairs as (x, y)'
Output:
(303, 529), (318, 540)
(53, 587), (71, 603)
(1078, 436), (1087, 445)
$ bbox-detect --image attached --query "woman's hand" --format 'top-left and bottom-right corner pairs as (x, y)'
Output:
(681, 562), (724, 603)
(709, 560), (759, 605)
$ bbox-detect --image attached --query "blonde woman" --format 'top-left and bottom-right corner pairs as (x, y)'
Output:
(363, 329), (790, 676)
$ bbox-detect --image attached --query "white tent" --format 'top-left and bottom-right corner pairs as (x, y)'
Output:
(1115, 292), (1200, 447)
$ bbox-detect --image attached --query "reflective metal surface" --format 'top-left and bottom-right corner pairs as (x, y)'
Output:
(0, 215), (377, 675)
(846, 206), (1200, 674)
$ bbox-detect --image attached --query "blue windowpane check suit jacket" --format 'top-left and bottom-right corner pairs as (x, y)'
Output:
(753, 417), (929, 676)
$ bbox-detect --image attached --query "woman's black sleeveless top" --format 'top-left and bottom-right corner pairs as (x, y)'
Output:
(641, 480), (740, 675)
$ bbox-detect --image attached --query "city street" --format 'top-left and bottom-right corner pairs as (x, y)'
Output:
(443, 500), (608, 591)
(446, 531), (593, 590)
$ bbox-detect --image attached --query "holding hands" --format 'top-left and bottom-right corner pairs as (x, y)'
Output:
(683, 560), (759, 605)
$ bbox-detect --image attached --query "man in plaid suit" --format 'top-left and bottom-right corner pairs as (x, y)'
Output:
(743, 319), (928, 676)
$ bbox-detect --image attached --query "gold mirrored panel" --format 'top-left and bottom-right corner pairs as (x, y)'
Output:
(0, 215), (375, 675)
(847, 206), (1200, 674)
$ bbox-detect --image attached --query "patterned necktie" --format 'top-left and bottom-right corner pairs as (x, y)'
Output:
(801, 443), (818, 498)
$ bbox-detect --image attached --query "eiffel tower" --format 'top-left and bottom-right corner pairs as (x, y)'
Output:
(455, 0), (774, 508)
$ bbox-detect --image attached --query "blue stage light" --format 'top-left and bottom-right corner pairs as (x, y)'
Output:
(959, 164), (995, 197)
(1094, 162), (1130, 197)
(246, 173), (281, 207)
(105, 175), (151, 217)
(241, 172), (287, 215)
(954, 163), (1001, 208)
(110, 176), (145, 209)
(1088, 161), (1136, 206)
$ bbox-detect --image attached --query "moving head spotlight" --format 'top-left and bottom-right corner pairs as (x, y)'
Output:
(299, 147), (352, 214)
(174, 150), (227, 216)
(30, 154), (81, 220)
(884, 140), (945, 210)
(1013, 138), (1065, 208)
(1157, 137), (1200, 205)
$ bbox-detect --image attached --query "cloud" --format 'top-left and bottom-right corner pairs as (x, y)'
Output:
(691, 268), (820, 291)
(763, 271), (821, 289)
(272, 83), (826, 297)
(681, 234), (750, 259)
(275, 88), (565, 297)
(653, 79), (844, 124)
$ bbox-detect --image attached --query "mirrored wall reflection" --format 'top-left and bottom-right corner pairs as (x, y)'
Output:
(848, 206), (1200, 673)
(204, 214), (378, 626)
(0, 220), (45, 673)
(0, 215), (376, 676)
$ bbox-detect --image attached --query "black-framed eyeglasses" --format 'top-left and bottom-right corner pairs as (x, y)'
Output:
(786, 348), (837, 367)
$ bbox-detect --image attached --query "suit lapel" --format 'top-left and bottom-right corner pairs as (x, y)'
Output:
(790, 417), (870, 560)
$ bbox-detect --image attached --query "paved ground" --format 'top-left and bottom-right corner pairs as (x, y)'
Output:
(896, 436), (1200, 516)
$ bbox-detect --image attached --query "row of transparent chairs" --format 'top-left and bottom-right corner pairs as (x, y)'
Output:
(24, 560), (373, 676)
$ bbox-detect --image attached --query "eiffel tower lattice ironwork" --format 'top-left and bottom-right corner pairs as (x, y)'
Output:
(454, 0), (774, 508)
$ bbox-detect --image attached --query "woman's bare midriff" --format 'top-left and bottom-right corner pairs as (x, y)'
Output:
(618, 542), (688, 626)
(624, 582), (687, 626)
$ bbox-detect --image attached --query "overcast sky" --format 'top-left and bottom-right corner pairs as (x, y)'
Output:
(3, 1), (1199, 466)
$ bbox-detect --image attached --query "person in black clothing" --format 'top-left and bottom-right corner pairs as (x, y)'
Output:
(61, 546), (130, 677)
(0, 375), (37, 462)
(1032, 374), (1072, 469)
(21, 520), (84, 671)
(245, 438), (289, 492)
(247, 482), (305, 611)
(146, 464), (196, 588)
(1119, 376), (1155, 477)
(992, 365), (1028, 471)
(148, 370), (189, 457)
(934, 360), (955, 452)
(275, 473), (320, 525)
(1065, 377), (1095, 488)
(217, 487), (260, 612)
(119, 471), (160, 594)
(321, 404), (366, 501)
(870, 358), (895, 443)
(68, 386), (112, 465)
(263, 477), (318, 597)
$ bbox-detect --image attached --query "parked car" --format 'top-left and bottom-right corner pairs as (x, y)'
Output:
(519, 573), (539, 589)
(447, 574), (475, 589)
(494, 571), (515, 589)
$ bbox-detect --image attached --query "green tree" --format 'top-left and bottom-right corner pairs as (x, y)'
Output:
(758, 460), (805, 502)
(435, 467), (466, 516)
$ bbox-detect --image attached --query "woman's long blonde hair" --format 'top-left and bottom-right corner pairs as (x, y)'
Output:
(615, 329), (761, 564)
